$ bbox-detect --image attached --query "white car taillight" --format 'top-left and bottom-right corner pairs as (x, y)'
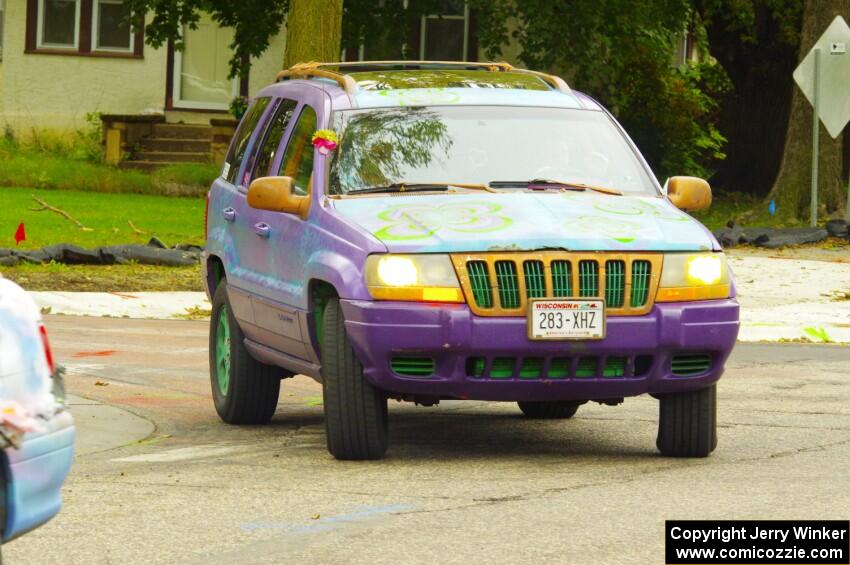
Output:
(39, 324), (56, 375)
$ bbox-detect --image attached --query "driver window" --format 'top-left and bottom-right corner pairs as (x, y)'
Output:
(277, 105), (317, 196)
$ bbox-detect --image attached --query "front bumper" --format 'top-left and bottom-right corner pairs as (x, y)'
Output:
(341, 299), (739, 402)
(3, 409), (75, 542)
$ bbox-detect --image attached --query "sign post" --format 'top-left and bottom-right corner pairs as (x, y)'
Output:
(810, 47), (820, 227)
(793, 16), (850, 226)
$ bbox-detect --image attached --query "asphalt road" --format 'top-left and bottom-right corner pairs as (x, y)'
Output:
(6, 316), (850, 564)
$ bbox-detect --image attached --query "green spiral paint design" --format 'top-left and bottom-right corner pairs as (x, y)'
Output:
(374, 201), (513, 241)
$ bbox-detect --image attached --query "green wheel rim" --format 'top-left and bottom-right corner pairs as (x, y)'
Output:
(215, 304), (231, 395)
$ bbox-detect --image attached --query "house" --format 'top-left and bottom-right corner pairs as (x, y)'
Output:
(0, 0), (496, 168)
(0, 0), (287, 151)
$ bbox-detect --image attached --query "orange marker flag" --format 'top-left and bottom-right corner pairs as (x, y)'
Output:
(14, 223), (26, 245)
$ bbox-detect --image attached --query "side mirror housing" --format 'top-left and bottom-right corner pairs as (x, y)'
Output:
(247, 176), (309, 218)
(667, 176), (712, 212)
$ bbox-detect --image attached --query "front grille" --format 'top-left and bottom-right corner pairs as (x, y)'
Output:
(452, 252), (662, 316)
(466, 355), (653, 379)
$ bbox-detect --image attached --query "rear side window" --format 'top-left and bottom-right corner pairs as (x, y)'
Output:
(277, 105), (317, 196)
(253, 98), (299, 178)
(223, 97), (271, 184)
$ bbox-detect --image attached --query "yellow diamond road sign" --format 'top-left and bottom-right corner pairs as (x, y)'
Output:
(793, 15), (850, 139)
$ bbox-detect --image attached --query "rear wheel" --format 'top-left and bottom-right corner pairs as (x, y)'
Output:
(209, 282), (282, 424)
(517, 401), (581, 419)
(322, 298), (389, 460)
(656, 385), (717, 457)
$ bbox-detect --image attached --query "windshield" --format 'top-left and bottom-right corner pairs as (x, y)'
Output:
(329, 105), (657, 195)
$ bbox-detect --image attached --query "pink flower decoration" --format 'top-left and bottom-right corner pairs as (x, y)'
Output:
(313, 138), (338, 156)
(311, 129), (339, 156)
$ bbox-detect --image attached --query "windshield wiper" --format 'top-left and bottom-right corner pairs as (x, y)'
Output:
(351, 183), (451, 195)
(489, 179), (622, 195)
(350, 182), (495, 195)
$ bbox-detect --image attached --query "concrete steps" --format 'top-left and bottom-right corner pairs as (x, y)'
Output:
(121, 123), (214, 171)
(133, 151), (210, 163)
(119, 161), (187, 172)
(138, 138), (212, 153)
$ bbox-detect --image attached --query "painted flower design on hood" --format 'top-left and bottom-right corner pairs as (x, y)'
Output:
(374, 201), (513, 241)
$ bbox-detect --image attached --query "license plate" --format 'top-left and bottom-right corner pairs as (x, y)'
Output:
(528, 299), (606, 340)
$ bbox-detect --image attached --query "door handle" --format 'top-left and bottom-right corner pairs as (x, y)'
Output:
(222, 207), (236, 222)
(254, 222), (271, 238)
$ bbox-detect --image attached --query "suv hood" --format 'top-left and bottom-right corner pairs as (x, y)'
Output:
(331, 191), (715, 253)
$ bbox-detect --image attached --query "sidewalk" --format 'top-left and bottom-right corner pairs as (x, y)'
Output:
(28, 255), (850, 344)
(65, 394), (154, 455)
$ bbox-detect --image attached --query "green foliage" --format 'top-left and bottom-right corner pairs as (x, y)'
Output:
(695, 0), (802, 46)
(803, 327), (832, 343)
(471, 0), (731, 181)
(229, 96), (249, 119)
(0, 186), (205, 250)
(125, 0), (289, 79)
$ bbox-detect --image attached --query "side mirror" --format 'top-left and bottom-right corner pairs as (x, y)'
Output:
(667, 176), (712, 212)
(247, 176), (309, 218)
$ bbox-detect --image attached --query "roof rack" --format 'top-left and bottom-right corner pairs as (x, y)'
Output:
(276, 62), (359, 94)
(275, 61), (571, 95)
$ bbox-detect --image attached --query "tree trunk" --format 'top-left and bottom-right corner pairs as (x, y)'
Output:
(705, 5), (800, 198)
(768, 0), (849, 220)
(283, 0), (344, 68)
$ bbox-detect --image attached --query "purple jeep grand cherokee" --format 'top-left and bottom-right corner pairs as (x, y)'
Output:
(202, 62), (739, 460)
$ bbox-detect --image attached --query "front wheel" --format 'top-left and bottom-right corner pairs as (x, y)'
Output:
(209, 282), (282, 424)
(656, 385), (717, 457)
(517, 401), (581, 419)
(321, 298), (389, 460)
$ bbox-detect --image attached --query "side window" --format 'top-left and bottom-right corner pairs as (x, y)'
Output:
(223, 97), (271, 184)
(253, 98), (299, 178)
(277, 105), (317, 196)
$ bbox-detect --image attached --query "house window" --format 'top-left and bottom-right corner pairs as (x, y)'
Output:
(420, 1), (469, 61)
(343, 0), (476, 63)
(26, 0), (142, 57)
(37, 0), (80, 49)
(93, 0), (133, 52)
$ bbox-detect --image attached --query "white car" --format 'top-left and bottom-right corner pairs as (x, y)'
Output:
(0, 278), (74, 543)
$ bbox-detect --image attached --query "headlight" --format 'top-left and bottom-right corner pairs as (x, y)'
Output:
(657, 253), (730, 302)
(365, 254), (464, 303)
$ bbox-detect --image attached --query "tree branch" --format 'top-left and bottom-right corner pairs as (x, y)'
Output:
(30, 195), (94, 232)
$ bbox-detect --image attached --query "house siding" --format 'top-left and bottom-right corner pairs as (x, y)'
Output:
(2, 2), (167, 135)
(1, 3), (287, 136)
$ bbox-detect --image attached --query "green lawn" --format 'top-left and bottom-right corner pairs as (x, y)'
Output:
(690, 191), (804, 232)
(1, 186), (205, 250)
(0, 139), (219, 196)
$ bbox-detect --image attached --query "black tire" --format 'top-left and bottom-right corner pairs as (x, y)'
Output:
(209, 282), (281, 424)
(517, 401), (581, 419)
(322, 298), (388, 460)
(656, 385), (717, 457)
